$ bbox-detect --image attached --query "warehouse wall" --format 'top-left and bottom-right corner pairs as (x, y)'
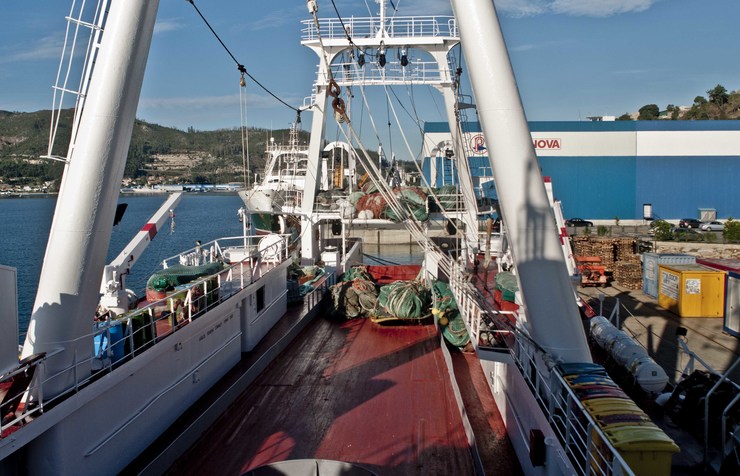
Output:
(422, 121), (740, 220)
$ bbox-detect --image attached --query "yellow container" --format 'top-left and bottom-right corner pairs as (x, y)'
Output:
(657, 264), (725, 317)
(601, 425), (679, 476)
(582, 397), (643, 416)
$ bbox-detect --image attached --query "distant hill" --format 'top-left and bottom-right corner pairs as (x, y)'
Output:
(0, 109), (308, 189)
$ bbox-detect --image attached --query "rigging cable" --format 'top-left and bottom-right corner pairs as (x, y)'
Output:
(185, 0), (301, 115)
(310, 1), (462, 285)
(329, 0), (359, 49)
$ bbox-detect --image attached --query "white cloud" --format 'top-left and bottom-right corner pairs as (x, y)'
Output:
(551, 0), (657, 16)
(496, 0), (549, 17)
(154, 18), (184, 35)
(496, 0), (660, 17)
(0, 35), (62, 64)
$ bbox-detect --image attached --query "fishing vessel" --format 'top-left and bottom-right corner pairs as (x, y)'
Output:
(237, 123), (311, 235)
(1, 1), (737, 475)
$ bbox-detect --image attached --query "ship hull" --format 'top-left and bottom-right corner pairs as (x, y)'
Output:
(1, 260), (291, 475)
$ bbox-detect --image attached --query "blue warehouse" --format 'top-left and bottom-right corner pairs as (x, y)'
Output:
(422, 121), (740, 221)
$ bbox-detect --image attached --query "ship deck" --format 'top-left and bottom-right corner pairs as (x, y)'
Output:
(125, 264), (523, 475)
(170, 317), (478, 475)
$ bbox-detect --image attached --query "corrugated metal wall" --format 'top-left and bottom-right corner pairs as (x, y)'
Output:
(422, 121), (740, 220)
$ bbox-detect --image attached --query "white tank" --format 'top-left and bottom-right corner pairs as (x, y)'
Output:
(589, 316), (668, 394)
(630, 356), (669, 394)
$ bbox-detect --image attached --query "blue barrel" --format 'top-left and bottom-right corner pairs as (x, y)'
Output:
(93, 321), (125, 363)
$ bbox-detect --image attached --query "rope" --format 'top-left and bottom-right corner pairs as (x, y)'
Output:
(186, 0), (300, 114)
(328, 0), (358, 49)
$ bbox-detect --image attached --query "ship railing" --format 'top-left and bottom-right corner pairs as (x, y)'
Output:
(302, 269), (336, 311)
(446, 266), (635, 475)
(0, 235), (292, 436)
(323, 60), (449, 86)
(513, 339), (636, 475)
(301, 16), (457, 42)
(429, 191), (464, 213)
(273, 189), (304, 211)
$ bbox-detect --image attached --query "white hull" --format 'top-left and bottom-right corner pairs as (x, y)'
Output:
(1, 260), (290, 475)
(238, 189), (274, 213)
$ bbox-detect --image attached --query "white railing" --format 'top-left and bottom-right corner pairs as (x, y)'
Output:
(0, 233), (293, 438)
(446, 264), (636, 475)
(301, 16), (458, 42)
(325, 60), (449, 86)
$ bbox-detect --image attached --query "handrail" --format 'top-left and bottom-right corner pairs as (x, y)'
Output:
(1, 233), (293, 438)
(704, 356), (740, 468)
(301, 15), (458, 42)
(445, 262), (636, 475)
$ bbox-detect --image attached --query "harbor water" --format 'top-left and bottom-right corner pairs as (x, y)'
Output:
(0, 193), (423, 343)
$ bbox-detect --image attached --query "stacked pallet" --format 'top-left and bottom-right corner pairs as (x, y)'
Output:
(614, 261), (642, 290)
(572, 236), (616, 269)
(614, 238), (640, 263)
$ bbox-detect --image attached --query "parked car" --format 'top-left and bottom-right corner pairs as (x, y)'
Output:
(700, 221), (724, 232)
(565, 218), (593, 227)
(679, 218), (702, 229)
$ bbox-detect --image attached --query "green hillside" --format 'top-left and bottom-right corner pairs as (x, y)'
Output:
(0, 109), (307, 189)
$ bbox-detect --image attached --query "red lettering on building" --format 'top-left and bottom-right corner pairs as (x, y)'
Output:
(533, 138), (561, 150)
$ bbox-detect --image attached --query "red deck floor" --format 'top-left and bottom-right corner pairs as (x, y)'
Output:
(170, 317), (476, 475)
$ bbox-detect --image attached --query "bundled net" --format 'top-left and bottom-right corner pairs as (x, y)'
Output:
(495, 271), (519, 302)
(373, 280), (431, 321)
(341, 265), (374, 282)
(348, 191), (366, 207)
(329, 278), (379, 319)
(443, 313), (470, 348)
(434, 185), (460, 211)
(432, 281), (470, 348)
(356, 193), (387, 221)
(355, 187), (429, 222)
(288, 265), (326, 298)
(384, 187), (428, 222)
(146, 262), (225, 293)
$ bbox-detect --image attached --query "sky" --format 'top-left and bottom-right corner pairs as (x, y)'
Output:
(1, 0), (740, 157)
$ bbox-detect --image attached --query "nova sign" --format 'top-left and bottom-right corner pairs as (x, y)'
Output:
(533, 138), (561, 150)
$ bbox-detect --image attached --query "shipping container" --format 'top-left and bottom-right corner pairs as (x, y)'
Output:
(658, 264), (726, 318)
(696, 258), (740, 273)
(599, 425), (679, 476)
(725, 272), (740, 337)
(642, 253), (696, 298)
(696, 259), (740, 336)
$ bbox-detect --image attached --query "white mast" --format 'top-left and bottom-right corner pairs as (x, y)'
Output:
(21, 0), (162, 396)
(450, 0), (591, 363)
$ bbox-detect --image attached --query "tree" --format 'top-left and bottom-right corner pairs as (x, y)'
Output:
(666, 104), (680, 120)
(707, 84), (729, 105)
(638, 104), (659, 120)
(616, 113), (633, 121)
(693, 96), (707, 106)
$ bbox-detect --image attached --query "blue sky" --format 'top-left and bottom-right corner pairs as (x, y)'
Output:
(2, 0), (739, 153)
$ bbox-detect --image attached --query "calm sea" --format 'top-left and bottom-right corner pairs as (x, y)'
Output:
(0, 193), (421, 343)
